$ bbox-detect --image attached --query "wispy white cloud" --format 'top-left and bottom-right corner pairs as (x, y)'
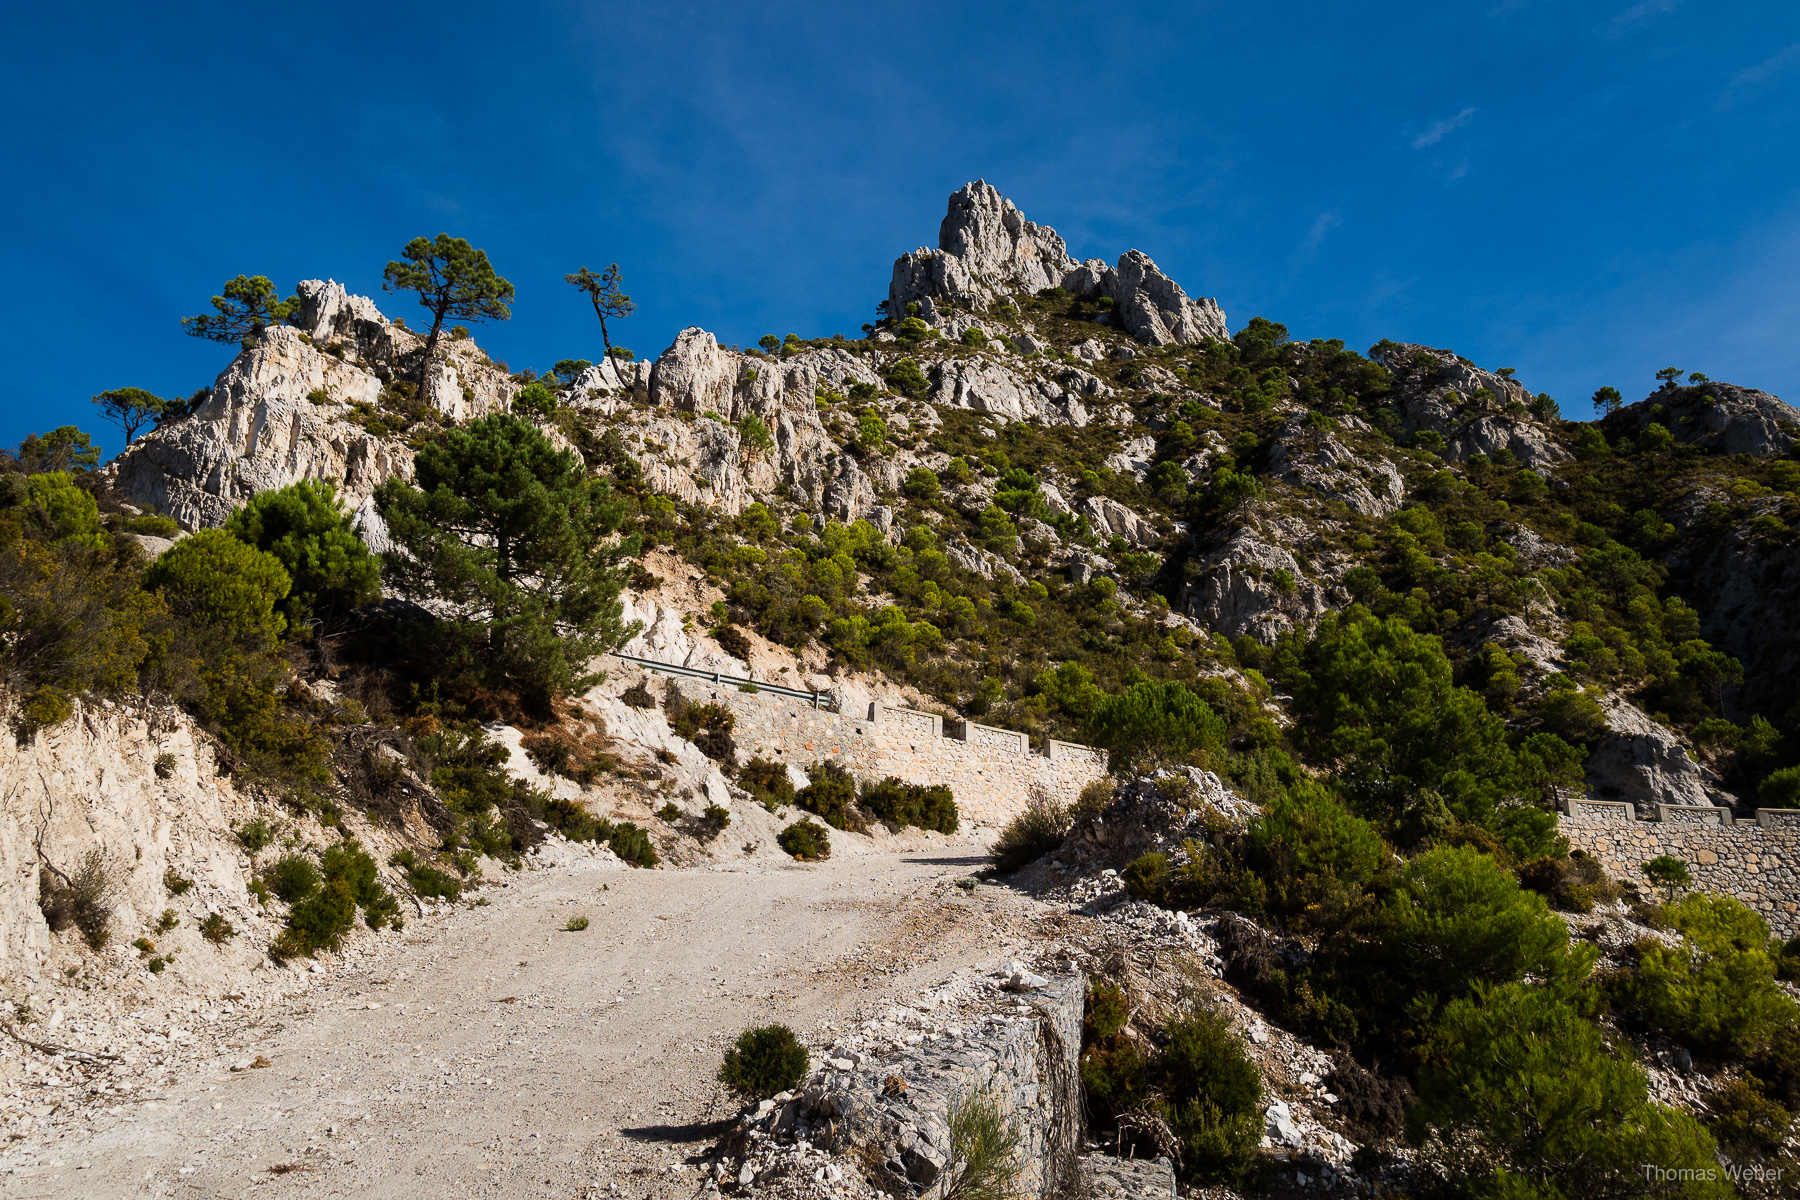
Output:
(1610, 0), (1678, 34)
(1301, 210), (1342, 255)
(1411, 108), (1476, 149)
(1717, 43), (1800, 109)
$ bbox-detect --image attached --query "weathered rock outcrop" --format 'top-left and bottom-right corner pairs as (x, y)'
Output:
(109, 281), (517, 529)
(649, 328), (739, 414)
(1585, 699), (1720, 808)
(567, 355), (652, 404)
(1607, 382), (1799, 457)
(1180, 527), (1329, 642)
(889, 182), (1227, 347)
(110, 325), (412, 530)
(1063, 249), (1230, 346)
(1266, 416), (1405, 517)
(628, 332), (901, 519)
(1080, 494), (1159, 546)
(931, 358), (1090, 426)
(728, 968), (1082, 1196)
(888, 181), (1072, 320)
(1370, 342), (1568, 467)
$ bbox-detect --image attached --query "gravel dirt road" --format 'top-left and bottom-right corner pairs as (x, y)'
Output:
(11, 839), (1057, 1199)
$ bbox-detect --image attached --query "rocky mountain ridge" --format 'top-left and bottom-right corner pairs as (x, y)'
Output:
(101, 183), (1800, 827)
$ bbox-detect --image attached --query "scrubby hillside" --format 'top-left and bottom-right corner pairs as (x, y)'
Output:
(6, 179), (1800, 1194)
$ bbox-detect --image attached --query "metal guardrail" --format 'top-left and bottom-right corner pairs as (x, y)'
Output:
(606, 651), (834, 710)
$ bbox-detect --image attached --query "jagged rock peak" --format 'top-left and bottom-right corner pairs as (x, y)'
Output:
(889, 181), (1228, 347)
(936, 180), (1074, 294)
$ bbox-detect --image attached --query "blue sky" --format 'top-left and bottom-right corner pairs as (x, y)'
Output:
(3, 1), (1798, 458)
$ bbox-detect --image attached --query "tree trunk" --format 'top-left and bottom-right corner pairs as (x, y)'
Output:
(592, 301), (614, 370)
(416, 306), (448, 392)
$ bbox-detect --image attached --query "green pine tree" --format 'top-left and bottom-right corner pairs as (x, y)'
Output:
(375, 414), (638, 712)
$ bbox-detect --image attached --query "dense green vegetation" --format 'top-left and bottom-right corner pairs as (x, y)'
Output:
(2, 411), (646, 949)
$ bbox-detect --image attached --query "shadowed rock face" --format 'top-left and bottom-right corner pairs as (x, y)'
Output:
(1180, 526), (1330, 642)
(1606, 382), (1799, 457)
(889, 181), (1228, 347)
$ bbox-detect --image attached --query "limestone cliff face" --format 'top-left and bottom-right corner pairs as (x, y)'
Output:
(1669, 487), (1800, 718)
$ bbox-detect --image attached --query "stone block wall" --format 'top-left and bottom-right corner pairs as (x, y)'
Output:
(672, 683), (1108, 828)
(1559, 813), (1800, 939)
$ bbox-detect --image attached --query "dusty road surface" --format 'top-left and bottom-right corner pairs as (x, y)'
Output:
(6, 841), (1061, 1199)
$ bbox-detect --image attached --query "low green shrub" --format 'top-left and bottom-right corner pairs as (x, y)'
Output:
(715, 625), (752, 661)
(718, 1023), (809, 1100)
(391, 848), (462, 900)
(1642, 854), (1693, 903)
(942, 1089), (1021, 1200)
(200, 913), (236, 944)
(664, 684), (736, 762)
(1154, 1007), (1264, 1184)
(703, 802), (731, 830)
(603, 820), (660, 868)
(154, 908), (179, 934)
(1080, 979), (1149, 1127)
(738, 757), (794, 811)
(779, 819), (831, 861)
(163, 867), (194, 895)
(274, 838), (399, 956)
(990, 789), (1068, 873)
(860, 776), (958, 834)
(1338, 845), (1589, 1038)
(267, 854), (319, 903)
(1411, 981), (1729, 1197)
(1707, 1078), (1793, 1154)
(276, 878), (356, 957)
(1243, 780), (1386, 930)
(565, 916), (589, 932)
(121, 512), (179, 537)
(235, 818), (273, 854)
(1122, 852), (1169, 900)
(153, 752), (177, 779)
(795, 762), (863, 831)
(1515, 850), (1620, 913)
(1614, 892), (1799, 1058)
(657, 802), (680, 823)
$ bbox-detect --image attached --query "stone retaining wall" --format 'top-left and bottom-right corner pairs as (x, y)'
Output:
(666, 681), (1109, 828)
(1559, 813), (1800, 939)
